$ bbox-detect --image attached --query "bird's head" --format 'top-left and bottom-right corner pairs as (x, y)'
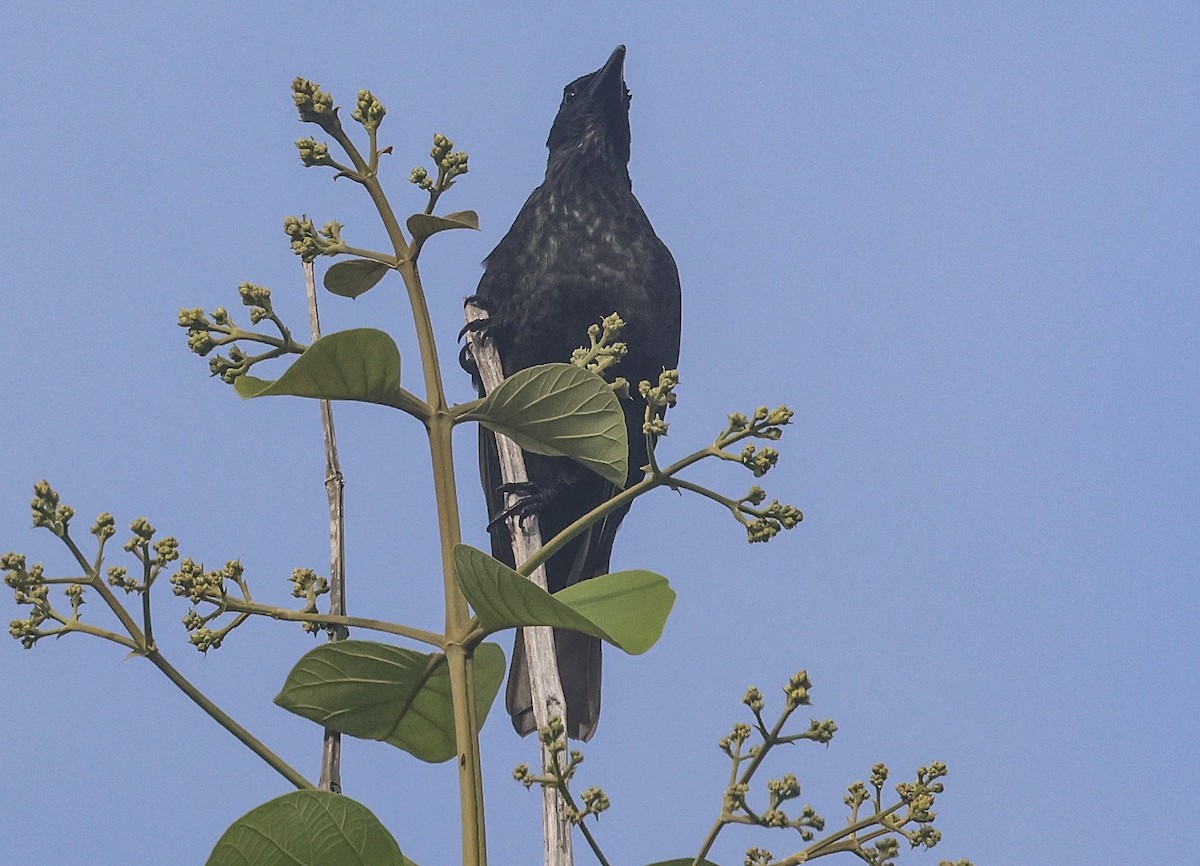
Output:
(546, 45), (632, 171)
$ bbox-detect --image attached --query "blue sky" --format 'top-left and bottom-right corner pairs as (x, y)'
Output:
(2, 3), (1197, 864)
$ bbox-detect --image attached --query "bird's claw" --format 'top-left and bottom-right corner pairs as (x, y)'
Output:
(460, 296), (492, 376)
(459, 343), (479, 377)
(487, 482), (551, 532)
(460, 295), (491, 338)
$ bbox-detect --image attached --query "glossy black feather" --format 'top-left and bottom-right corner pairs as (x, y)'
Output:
(473, 46), (681, 741)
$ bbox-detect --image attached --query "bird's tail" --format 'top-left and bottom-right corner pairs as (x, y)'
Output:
(507, 628), (603, 742)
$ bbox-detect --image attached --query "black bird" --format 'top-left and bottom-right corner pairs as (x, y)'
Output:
(470, 46), (682, 741)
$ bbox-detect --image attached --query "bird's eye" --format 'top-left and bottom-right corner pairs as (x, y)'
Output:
(564, 85), (577, 100)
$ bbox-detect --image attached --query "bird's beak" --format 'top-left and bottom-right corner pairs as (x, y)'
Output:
(587, 45), (626, 101)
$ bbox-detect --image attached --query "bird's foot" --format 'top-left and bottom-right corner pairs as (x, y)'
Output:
(487, 481), (556, 531)
(459, 296), (492, 376)
(460, 295), (491, 338)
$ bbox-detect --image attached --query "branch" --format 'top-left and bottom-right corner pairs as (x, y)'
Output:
(464, 300), (575, 866)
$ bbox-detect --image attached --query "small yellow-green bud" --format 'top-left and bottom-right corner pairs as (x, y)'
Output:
(292, 78), (338, 131)
(580, 786), (610, 815)
(785, 670), (812, 707)
(743, 686), (764, 711)
(352, 90), (386, 130)
(178, 307), (210, 329)
(744, 847), (773, 866)
(431, 133), (453, 161)
(724, 782), (749, 811)
(296, 137), (332, 167)
(189, 627), (223, 652)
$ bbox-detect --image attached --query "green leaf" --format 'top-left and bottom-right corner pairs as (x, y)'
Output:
(206, 790), (407, 866)
(324, 259), (391, 299)
(274, 640), (504, 764)
(454, 544), (674, 654)
(407, 209), (480, 244)
(460, 363), (628, 487)
(234, 328), (416, 411)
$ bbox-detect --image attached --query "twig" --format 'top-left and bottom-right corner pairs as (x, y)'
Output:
(304, 260), (348, 793)
(464, 300), (574, 866)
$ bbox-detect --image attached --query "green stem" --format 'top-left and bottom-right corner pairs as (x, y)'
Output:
(336, 244), (398, 266)
(430, 407), (486, 866)
(214, 597), (445, 648)
(61, 532), (146, 645)
(58, 531), (312, 789)
(802, 802), (906, 859)
(694, 705), (796, 864)
(333, 121), (483, 864)
(55, 620), (139, 650)
(145, 648), (314, 790)
(518, 445), (719, 578)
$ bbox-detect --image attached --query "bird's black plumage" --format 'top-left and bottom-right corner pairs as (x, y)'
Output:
(472, 46), (681, 741)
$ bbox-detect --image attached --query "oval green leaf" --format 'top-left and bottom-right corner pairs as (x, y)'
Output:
(206, 790), (406, 866)
(460, 363), (628, 487)
(273, 640), (505, 764)
(454, 544), (674, 655)
(324, 259), (391, 299)
(407, 209), (480, 244)
(233, 329), (424, 415)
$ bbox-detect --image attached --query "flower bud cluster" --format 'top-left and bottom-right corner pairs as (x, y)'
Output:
(719, 721), (753, 755)
(785, 670), (812, 708)
(577, 786), (610, 820)
(512, 763), (534, 789)
(723, 781), (749, 811)
(169, 557), (230, 604)
(720, 404), (793, 447)
(739, 444), (779, 478)
(767, 773), (801, 802)
(107, 565), (137, 593)
(639, 368), (679, 436)
(290, 567), (331, 634)
(283, 215), (343, 262)
(237, 282), (274, 325)
(90, 512), (116, 541)
(871, 763), (889, 789)
(31, 480), (73, 536)
(292, 78), (338, 132)
(352, 90), (386, 131)
(123, 516), (156, 552)
(178, 308), (218, 356)
(431, 133), (469, 179)
(410, 133), (470, 195)
(743, 685), (764, 712)
(189, 627), (223, 653)
(4, 552), (51, 648)
(408, 166), (433, 191)
(570, 313), (628, 377)
(743, 498), (804, 544)
(744, 847), (773, 866)
(295, 137), (333, 168)
(208, 347), (248, 383)
(289, 567), (328, 600)
(803, 718), (838, 744)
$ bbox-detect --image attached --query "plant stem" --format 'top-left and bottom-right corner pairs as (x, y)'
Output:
(144, 648), (313, 790)
(341, 123), (484, 864)
(693, 705), (796, 864)
(214, 597), (444, 648)
(304, 259), (348, 793)
(517, 445), (719, 578)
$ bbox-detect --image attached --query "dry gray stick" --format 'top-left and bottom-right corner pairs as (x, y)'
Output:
(464, 301), (573, 866)
(305, 261), (348, 794)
